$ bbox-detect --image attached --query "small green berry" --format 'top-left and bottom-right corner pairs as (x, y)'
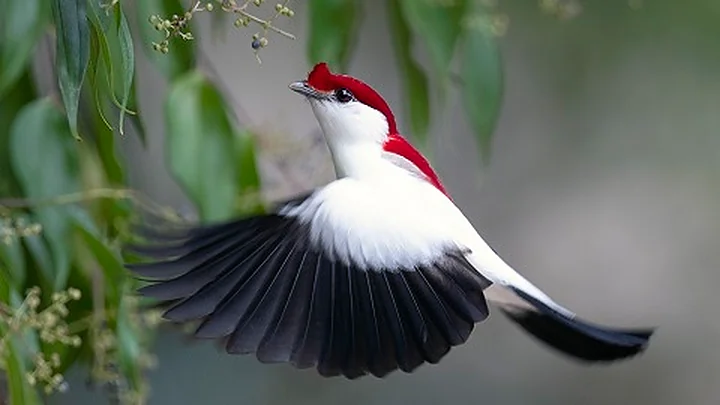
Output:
(206, 2), (214, 11)
(275, 3), (283, 11)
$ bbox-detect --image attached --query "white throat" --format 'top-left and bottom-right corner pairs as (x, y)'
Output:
(309, 99), (392, 180)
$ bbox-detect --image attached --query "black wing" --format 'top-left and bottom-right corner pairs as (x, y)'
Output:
(125, 198), (491, 379)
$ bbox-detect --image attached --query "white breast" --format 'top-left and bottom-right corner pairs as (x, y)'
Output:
(280, 175), (471, 270)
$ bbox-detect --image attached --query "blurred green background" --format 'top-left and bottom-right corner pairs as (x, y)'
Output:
(2, 0), (719, 404)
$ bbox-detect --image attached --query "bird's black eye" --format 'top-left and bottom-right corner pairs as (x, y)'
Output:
(334, 88), (354, 103)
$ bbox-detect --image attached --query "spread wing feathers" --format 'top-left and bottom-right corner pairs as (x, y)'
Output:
(125, 211), (491, 379)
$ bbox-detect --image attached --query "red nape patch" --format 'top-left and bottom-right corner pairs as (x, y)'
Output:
(305, 63), (398, 133)
(383, 134), (449, 197)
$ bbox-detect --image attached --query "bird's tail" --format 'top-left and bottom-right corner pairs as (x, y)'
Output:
(489, 284), (653, 362)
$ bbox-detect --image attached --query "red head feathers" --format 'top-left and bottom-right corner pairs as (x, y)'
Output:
(305, 63), (448, 196)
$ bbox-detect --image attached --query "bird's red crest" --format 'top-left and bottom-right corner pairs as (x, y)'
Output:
(306, 63), (398, 134)
(307, 63), (448, 197)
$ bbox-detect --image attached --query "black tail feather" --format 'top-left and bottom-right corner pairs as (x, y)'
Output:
(501, 287), (654, 362)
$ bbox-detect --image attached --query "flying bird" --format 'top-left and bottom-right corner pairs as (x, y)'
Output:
(126, 62), (654, 379)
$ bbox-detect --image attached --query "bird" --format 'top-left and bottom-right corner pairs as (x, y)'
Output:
(126, 62), (654, 379)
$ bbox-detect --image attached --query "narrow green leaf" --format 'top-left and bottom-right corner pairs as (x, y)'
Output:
(0, 0), (48, 98)
(166, 71), (260, 222)
(0, 286), (42, 404)
(87, 0), (146, 145)
(52, 0), (91, 140)
(87, 27), (125, 185)
(74, 220), (124, 301)
(87, 0), (114, 100)
(135, 0), (195, 80)
(1, 323), (42, 405)
(398, 0), (468, 81)
(460, 10), (503, 163)
(115, 7), (135, 136)
(0, 227), (26, 288)
(9, 99), (81, 290)
(388, 0), (430, 143)
(93, 100), (125, 185)
(116, 282), (144, 392)
(124, 77), (148, 146)
(307, 0), (361, 71)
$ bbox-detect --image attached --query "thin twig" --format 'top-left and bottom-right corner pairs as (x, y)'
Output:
(0, 188), (184, 224)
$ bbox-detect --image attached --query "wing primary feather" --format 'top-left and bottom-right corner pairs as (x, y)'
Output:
(126, 219), (273, 279)
(136, 229), (272, 299)
(316, 259), (338, 375)
(257, 248), (312, 363)
(226, 236), (302, 354)
(365, 271), (397, 377)
(419, 265), (488, 323)
(161, 224), (289, 323)
(353, 269), (384, 377)
(291, 250), (331, 369)
(442, 254), (492, 315)
(393, 271), (449, 364)
(319, 261), (350, 377)
(410, 267), (471, 345)
(343, 264), (367, 379)
(126, 218), (262, 259)
(195, 232), (292, 340)
(375, 271), (423, 373)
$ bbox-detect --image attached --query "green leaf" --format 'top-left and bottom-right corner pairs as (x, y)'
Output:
(115, 8), (135, 136)
(0, 0), (48, 98)
(1, 326), (43, 405)
(136, 0), (195, 80)
(166, 71), (260, 222)
(9, 99), (81, 290)
(52, 0), (91, 140)
(124, 77), (148, 146)
(460, 10), (503, 163)
(0, 227), (26, 288)
(87, 1), (146, 146)
(87, 27), (125, 185)
(398, 0), (467, 81)
(0, 285), (42, 405)
(74, 220), (124, 301)
(388, 0), (430, 143)
(307, 0), (361, 71)
(116, 282), (144, 392)
(0, 69), (36, 197)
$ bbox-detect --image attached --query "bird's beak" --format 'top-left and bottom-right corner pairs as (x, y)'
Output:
(289, 81), (328, 100)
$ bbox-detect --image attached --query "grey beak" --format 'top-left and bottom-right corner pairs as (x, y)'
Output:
(289, 81), (328, 100)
